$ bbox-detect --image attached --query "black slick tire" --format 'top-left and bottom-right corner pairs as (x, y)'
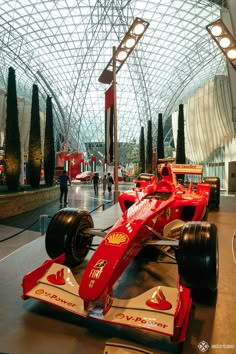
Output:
(177, 221), (218, 292)
(203, 177), (220, 210)
(45, 208), (94, 268)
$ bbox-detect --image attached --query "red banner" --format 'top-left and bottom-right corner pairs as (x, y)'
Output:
(56, 151), (83, 179)
(70, 152), (83, 179)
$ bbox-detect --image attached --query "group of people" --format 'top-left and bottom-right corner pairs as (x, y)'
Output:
(92, 172), (114, 195)
(59, 170), (114, 205)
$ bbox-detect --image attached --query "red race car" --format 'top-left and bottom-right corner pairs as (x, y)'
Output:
(22, 162), (219, 343)
(75, 171), (95, 182)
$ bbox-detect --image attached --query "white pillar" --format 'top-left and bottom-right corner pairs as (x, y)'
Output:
(222, 2), (236, 191)
(227, 0), (236, 37)
(19, 149), (25, 185)
(221, 5), (236, 122)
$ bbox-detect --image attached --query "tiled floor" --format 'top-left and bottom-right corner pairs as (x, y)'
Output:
(0, 182), (132, 259)
(0, 186), (236, 354)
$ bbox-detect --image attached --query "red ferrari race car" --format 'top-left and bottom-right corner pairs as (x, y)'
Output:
(75, 171), (96, 182)
(22, 162), (219, 344)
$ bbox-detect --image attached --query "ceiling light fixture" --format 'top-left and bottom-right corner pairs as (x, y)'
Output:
(206, 18), (236, 70)
(98, 17), (149, 84)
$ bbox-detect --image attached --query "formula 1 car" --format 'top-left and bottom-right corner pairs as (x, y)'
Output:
(22, 162), (219, 344)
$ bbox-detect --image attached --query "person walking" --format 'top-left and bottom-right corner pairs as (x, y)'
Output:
(92, 172), (99, 195)
(59, 170), (71, 206)
(102, 174), (107, 194)
(107, 172), (114, 193)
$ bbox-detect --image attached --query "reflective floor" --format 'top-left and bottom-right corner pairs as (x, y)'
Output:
(0, 187), (236, 354)
(1, 181), (133, 232)
(0, 182), (133, 259)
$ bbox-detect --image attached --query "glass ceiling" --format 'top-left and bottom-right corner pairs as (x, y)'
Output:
(0, 0), (227, 153)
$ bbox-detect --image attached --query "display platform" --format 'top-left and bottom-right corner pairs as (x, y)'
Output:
(0, 197), (236, 354)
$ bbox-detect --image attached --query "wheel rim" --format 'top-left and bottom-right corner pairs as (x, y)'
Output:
(70, 214), (93, 263)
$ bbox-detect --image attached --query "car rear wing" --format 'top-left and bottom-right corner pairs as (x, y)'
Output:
(171, 164), (203, 175)
(157, 163), (203, 176)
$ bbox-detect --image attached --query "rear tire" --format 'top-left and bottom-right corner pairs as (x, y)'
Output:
(203, 177), (220, 211)
(45, 208), (94, 268)
(177, 221), (218, 292)
(202, 207), (209, 221)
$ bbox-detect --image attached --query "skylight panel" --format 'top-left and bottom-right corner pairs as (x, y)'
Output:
(0, 0), (224, 151)
(0, 1), (14, 12)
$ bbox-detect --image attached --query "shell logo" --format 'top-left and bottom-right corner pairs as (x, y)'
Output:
(105, 232), (128, 246)
(115, 313), (125, 319)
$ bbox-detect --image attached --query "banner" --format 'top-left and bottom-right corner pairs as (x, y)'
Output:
(69, 152), (83, 179)
(105, 85), (114, 164)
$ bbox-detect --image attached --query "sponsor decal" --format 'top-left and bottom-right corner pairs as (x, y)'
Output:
(89, 280), (95, 288)
(34, 289), (76, 307)
(126, 201), (154, 221)
(173, 164), (200, 169)
(89, 259), (107, 279)
(166, 207), (171, 220)
(146, 287), (172, 311)
(104, 293), (113, 312)
(105, 232), (128, 246)
(95, 259), (107, 268)
(114, 313), (168, 329)
(172, 164), (203, 174)
(47, 268), (65, 285)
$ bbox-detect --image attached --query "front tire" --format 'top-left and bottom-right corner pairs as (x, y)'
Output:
(177, 221), (218, 291)
(45, 208), (94, 268)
